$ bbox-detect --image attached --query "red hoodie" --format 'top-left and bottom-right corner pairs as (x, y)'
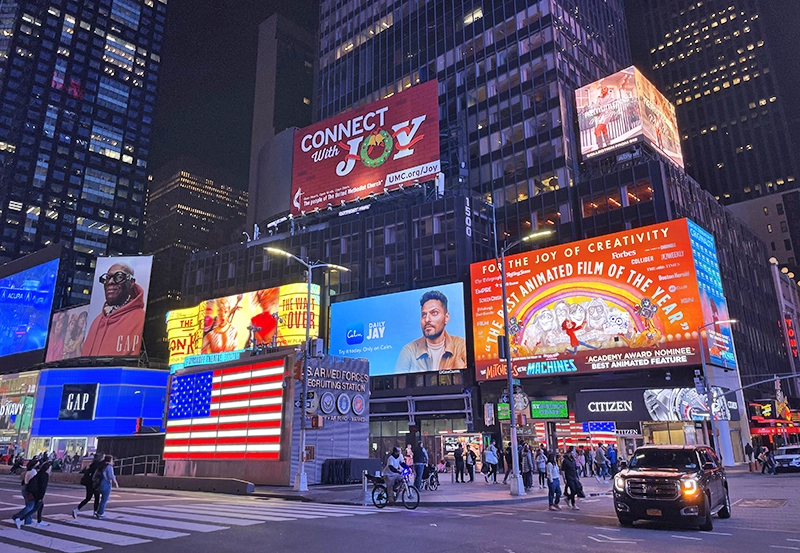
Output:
(81, 284), (146, 356)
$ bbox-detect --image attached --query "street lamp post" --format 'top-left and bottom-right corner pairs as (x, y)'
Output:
(265, 247), (349, 492)
(697, 319), (737, 459)
(491, 206), (552, 495)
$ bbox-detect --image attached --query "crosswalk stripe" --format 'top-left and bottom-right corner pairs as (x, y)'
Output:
(137, 504), (295, 522)
(20, 520), (150, 546)
(97, 511), (229, 533)
(114, 506), (262, 526)
(205, 506), (327, 519)
(0, 541), (43, 553)
(206, 504), (350, 518)
(0, 521), (101, 553)
(50, 514), (189, 540)
(261, 500), (376, 513)
(210, 502), (368, 516)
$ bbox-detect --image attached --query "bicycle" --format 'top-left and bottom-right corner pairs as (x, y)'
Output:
(367, 467), (420, 510)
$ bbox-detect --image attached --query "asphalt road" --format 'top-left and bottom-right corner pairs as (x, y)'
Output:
(0, 468), (796, 553)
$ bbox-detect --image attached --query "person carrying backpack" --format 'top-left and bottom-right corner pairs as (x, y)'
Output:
(13, 461), (52, 528)
(94, 455), (120, 519)
(73, 453), (103, 518)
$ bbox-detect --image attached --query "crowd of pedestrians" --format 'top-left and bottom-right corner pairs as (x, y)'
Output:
(9, 451), (119, 529)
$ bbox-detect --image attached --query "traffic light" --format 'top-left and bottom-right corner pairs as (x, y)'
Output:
(310, 415), (323, 429)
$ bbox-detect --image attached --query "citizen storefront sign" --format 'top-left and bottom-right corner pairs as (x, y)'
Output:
(576, 387), (739, 423)
(58, 383), (98, 421)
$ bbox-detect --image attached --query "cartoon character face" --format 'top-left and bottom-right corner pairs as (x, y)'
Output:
(537, 309), (556, 332)
(606, 310), (630, 335)
(569, 303), (586, 326)
(636, 298), (658, 320)
(554, 301), (569, 325)
(586, 299), (608, 330)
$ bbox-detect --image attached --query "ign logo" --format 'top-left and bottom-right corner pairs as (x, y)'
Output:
(346, 323), (364, 345)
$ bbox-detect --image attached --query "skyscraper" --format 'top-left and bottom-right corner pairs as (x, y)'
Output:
(625, 0), (800, 204)
(317, 0), (630, 242)
(143, 156), (247, 360)
(0, 0), (166, 306)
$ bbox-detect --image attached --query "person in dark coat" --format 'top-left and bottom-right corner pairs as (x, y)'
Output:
(561, 447), (582, 510)
(73, 453), (103, 518)
(502, 445), (513, 484)
(454, 443), (465, 483)
(13, 461), (51, 528)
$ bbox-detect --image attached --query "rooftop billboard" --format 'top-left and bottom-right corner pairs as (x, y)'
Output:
(470, 219), (736, 381)
(329, 283), (467, 376)
(166, 283), (320, 370)
(291, 80), (440, 215)
(576, 66), (683, 168)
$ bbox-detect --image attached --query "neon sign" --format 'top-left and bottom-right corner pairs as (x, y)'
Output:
(786, 315), (798, 359)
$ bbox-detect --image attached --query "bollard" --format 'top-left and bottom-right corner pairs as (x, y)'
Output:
(362, 470), (370, 506)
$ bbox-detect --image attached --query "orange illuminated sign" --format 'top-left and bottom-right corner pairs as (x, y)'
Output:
(470, 219), (734, 380)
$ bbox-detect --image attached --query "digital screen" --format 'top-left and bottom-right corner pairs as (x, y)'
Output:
(291, 80), (440, 215)
(576, 66), (683, 168)
(470, 219), (736, 380)
(530, 400), (569, 419)
(58, 383), (98, 421)
(0, 258), (59, 359)
(329, 283), (467, 375)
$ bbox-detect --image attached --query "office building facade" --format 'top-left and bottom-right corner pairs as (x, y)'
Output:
(143, 156), (247, 360)
(0, 0), (166, 307)
(625, 0), (800, 205)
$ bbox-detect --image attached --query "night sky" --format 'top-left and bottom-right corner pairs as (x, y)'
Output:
(150, 0), (318, 188)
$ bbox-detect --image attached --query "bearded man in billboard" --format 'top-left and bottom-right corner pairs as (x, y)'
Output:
(82, 263), (145, 356)
(395, 290), (466, 373)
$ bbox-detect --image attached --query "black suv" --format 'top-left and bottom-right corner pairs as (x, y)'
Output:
(613, 445), (731, 531)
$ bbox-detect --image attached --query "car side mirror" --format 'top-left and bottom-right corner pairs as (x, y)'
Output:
(619, 460), (627, 469)
(703, 462), (715, 471)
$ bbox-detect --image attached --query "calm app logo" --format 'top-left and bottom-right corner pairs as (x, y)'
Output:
(346, 323), (364, 345)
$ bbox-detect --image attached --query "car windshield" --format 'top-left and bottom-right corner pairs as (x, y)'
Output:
(778, 447), (800, 455)
(629, 449), (698, 470)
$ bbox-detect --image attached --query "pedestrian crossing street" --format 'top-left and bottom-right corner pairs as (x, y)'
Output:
(0, 499), (385, 553)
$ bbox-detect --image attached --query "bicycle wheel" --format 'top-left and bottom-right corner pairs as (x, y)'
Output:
(371, 485), (388, 509)
(429, 475), (439, 491)
(402, 484), (420, 510)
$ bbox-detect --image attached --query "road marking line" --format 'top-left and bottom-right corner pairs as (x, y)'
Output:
(598, 534), (642, 542)
(595, 527), (620, 531)
(540, 532), (552, 536)
(588, 536), (603, 542)
(771, 546), (800, 551)
(458, 514), (482, 517)
(213, 503), (363, 517)
(0, 541), (43, 553)
(114, 506), (262, 527)
(0, 521), (101, 552)
(701, 531), (733, 536)
(50, 514), (189, 539)
(141, 504), (293, 521)
(200, 505), (326, 520)
(491, 512), (515, 516)
(23, 520), (151, 546)
(671, 535), (703, 541)
(788, 540), (800, 543)
(256, 501), (377, 514)
(553, 516), (575, 520)
(523, 520), (545, 524)
(99, 511), (229, 533)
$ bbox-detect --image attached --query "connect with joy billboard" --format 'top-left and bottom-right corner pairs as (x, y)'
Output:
(329, 283), (467, 375)
(291, 80), (440, 215)
(470, 219), (736, 381)
(576, 66), (683, 168)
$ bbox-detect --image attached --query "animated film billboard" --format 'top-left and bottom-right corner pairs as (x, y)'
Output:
(576, 66), (683, 168)
(291, 80), (440, 215)
(329, 283), (467, 375)
(166, 283), (321, 370)
(47, 256), (153, 360)
(470, 219), (736, 381)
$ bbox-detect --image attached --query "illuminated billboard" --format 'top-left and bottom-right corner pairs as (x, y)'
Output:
(291, 80), (440, 216)
(329, 283), (467, 375)
(576, 66), (683, 168)
(470, 219), (736, 381)
(46, 304), (90, 362)
(166, 283), (321, 370)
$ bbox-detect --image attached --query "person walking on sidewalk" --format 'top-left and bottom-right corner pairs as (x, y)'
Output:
(502, 445), (513, 484)
(745, 442), (754, 472)
(73, 453), (103, 518)
(584, 446), (594, 477)
(594, 444), (609, 483)
(465, 445), (476, 482)
(535, 447), (547, 489)
(546, 453), (562, 511)
(94, 455), (119, 519)
(521, 443), (534, 491)
(484, 440), (499, 484)
(561, 446), (582, 510)
(607, 443), (618, 476)
(454, 443), (465, 483)
(13, 461), (51, 529)
(12, 459), (40, 526)
(576, 446), (586, 477)
(412, 441), (427, 492)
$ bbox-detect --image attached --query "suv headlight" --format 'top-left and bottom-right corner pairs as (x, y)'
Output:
(681, 477), (699, 496)
(614, 475), (625, 492)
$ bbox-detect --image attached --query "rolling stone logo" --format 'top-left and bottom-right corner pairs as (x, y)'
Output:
(291, 80), (441, 215)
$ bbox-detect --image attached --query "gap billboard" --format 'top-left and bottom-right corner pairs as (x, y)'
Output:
(576, 66), (683, 168)
(291, 80), (440, 215)
(470, 219), (736, 381)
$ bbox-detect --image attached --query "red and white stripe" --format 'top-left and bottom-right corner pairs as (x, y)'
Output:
(164, 359), (286, 460)
(526, 415), (617, 451)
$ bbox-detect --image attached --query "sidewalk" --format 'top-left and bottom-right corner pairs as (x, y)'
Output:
(252, 472), (614, 507)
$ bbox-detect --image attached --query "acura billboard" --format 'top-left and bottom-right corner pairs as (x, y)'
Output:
(291, 80), (440, 215)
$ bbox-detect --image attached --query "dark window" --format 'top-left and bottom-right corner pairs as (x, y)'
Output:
(785, 239), (793, 251)
(778, 203), (785, 215)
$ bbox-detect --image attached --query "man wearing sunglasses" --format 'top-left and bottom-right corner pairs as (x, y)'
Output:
(81, 262), (146, 356)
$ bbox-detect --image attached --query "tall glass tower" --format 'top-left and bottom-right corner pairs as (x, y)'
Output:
(0, 0), (166, 306)
(317, 0), (630, 242)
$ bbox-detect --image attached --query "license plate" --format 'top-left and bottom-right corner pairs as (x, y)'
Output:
(646, 509), (662, 517)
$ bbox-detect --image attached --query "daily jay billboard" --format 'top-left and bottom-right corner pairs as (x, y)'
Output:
(291, 80), (440, 215)
(470, 219), (736, 381)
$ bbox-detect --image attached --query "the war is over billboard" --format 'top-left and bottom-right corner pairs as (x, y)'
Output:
(291, 80), (440, 215)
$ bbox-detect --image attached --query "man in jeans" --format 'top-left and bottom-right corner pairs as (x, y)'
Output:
(594, 444), (609, 483)
(412, 441), (427, 491)
(383, 447), (406, 504)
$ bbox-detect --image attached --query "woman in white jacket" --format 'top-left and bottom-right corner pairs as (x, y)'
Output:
(483, 441), (499, 484)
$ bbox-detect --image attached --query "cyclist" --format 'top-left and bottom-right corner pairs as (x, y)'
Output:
(383, 446), (407, 504)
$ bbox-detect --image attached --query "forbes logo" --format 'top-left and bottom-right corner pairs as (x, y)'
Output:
(346, 323), (364, 345)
